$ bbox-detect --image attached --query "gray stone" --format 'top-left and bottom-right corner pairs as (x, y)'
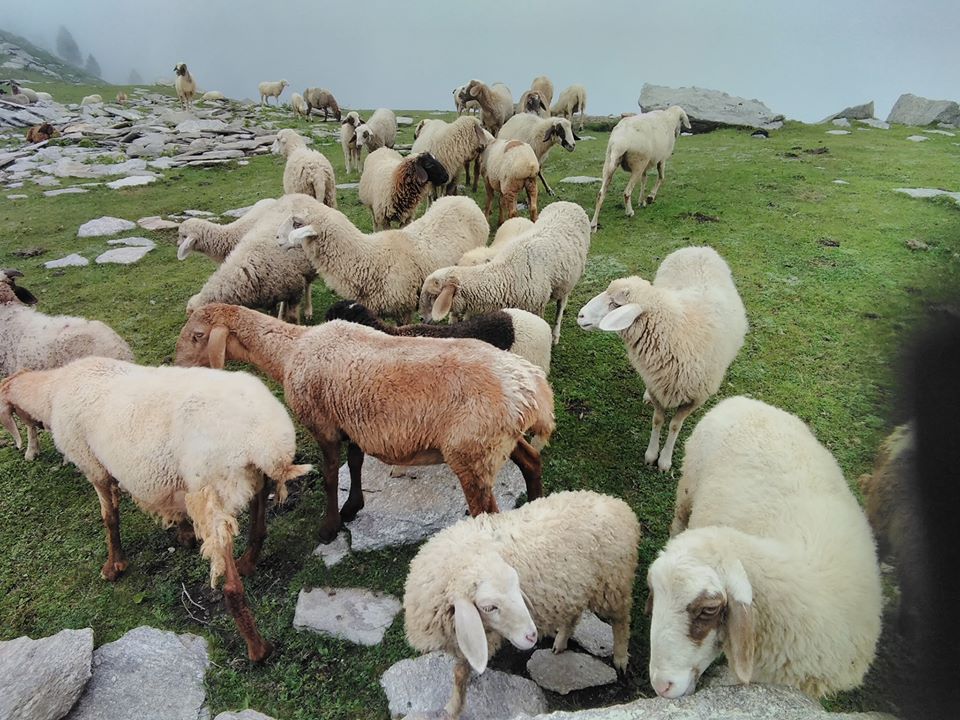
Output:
(894, 187), (960, 205)
(106, 175), (159, 189)
(43, 187), (88, 196)
(526, 650), (617, 695)
(213, 712), (276, 720)
(6, 193), (27, 199)
(78, 216), (137, 237)
(924, 128), (956, 136)
(50, 157), (149, 179)
(825, 130), (851, 135)
(175, 118), (229, 133)
(571, 611), (614, 657)
(831, 118), (851, 127)
(380, 652), (547, 720)
(184, 209), (216, 217)
(222, 205), (257, 218)
(560, 176), (601, 184)
(858, 118), (890, 129)
(67, 626), (208, 720)
(833, 180), (850, 185)
(45, 253), (89, 268)
(33, 176), (60, 187)
(336, 182), (359, 190)
(396, 116), (414, 126)
(95, 246), (154, 264)
(820, 101), (874, 123)
(313, 532), (350, 567)
(905, 135), (929, 142)
(0, 628), (93, 720)
(107, 237), (157, 248)
(337, 457), (526, 551)
(887, 93), (960, 126)
(138, 216), (180, 230)
(638, 84), (784, 131)
(293, 587), (401, 646)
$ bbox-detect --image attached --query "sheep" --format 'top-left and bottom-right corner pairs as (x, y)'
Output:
(276, 196), (487, 322)
(258, 80), (288, 106)
(576, 246), (746, 472)
(530, 75), (554, 109)
(410, 115), (489, 196)
(289, 92), (309, 119)
(201, 90), (225, 102)
(174, 305), (555, 543)
(0, 357), (312, 662)
(420, 201), (590, 345)
(499, 113), (578, 196)
(271, 128), (337, 208)
(461, 80), (514, 135)
(325, 300), (552, 374)
(358, 148), (450, 230)
(518, 75), (554, 118)
(590, 105), (691, 231)
(404, 490), (639, 719)
(18, 87), (39, 103)
(173, 63), (196, 109)
(303, 87), (341, 121)
(479, 138), (539, 226)
(355, 108), (397, 171)
(340, 111), (364, 174)
(177, 199), (278, 262)
(114, 91), (127, 105)
(647, 396), (882, 699)
(551, 84), (587, 130)
(25, 123), (59, 144)
(35, 91), (53, 102)
(80, 94), (103, 106)
(453, 84), (480, 115)
(458, 217), (533, 266)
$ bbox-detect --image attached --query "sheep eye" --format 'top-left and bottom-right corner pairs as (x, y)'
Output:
(698, 604), (722, 617)
(481, 605), (498, 614)
(192, 331), (204, 342)
(291, 219), (303, 230)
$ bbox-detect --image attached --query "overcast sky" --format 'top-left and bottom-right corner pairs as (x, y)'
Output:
(5, 0), (958, 121)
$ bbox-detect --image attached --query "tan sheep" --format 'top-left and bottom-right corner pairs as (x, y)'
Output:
(551, 84), (587, 130)
(303, 88), (341, 121)
(271, 129), (337, 208)
(462, 80), (514, 135)
(173, 63), (196, 109)
(480, 139), (539, 226)
(258, 80), (288, 106)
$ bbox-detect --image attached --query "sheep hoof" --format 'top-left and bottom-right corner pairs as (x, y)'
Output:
(646, 195), (656, 204)
(657, 457), (673, 473)
(247, 640), (273, 663)
(613, 655), (628, 676)
(624, 208), (635, 218)
(24, 450), (37, 461)
(100, 559), (128, 581)
(340, 500), (364, 522)
(644, 450), (659, 465)
(317, 523), (341, 544)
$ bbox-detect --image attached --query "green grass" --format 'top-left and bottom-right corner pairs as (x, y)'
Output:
(1, 87), (959, 719)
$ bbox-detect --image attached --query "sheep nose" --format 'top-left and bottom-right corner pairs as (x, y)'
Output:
(525, 630), (538, 644)
(655, 680), (673, 698)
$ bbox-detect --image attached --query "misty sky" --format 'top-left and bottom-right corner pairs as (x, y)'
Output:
(5, 0), (958, 121)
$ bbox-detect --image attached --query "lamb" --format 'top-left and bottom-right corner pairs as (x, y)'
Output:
(358, 148), (449, 230)
(340, 111), (363, 174)
(271, 128), (337, 208)
(590, 105), (691, 231)
(517, 75), (553, 117)
(576, 246), (746, 471)
(174, 305), (554, 543)
(551, 84), (587, 130)
(355, 108), (397, 170)
(177, 198), (278, 262)
(480, 138), (539, 226)
(35, 91), (53, 102)
(201, 90), (225, 102)
(115, 91), (127, 105)
(18, 87), (39, 103)
(0, 357), (312, 662)
(498, 113), (578, 196)
(420, 201), (591, 345)
(458, 217), (533, 266)
(25, 123), (59, 144)
(303, 87), (341, 121)
(530, 75), (553, 109)
(325, 300), (552, 374)
(173, 63), (196, 109)
(462, 80), (514, 135)
(453, 84), (480, 115)
(647, 396), (882, 699)
(290, 92), (309, 118)
(404, 490), (639, 719)
(80, 94), (103, 106)
(258, 80), (288, 106)
(410, 115), (488, 196)
(275, 195), (487, 322)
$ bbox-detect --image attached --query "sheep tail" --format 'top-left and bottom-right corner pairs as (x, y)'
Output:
(528, 375), (556, 450)
(185, 486), (239, 588)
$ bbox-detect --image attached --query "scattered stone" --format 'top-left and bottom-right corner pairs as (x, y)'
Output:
(107, 237), (157, 248)
(44, 253), (89, 268)
(222, 205), (257, 218)
(820, 101), (875, 123)
(905, 135), (929, 142)
(906, 238), (929, 251)
(213, 712), (276, 720)
(33, 176), (60, 186)
(78, 216), (137, 237)
(381, 652), (547, 720)
(679, 211), (720, 223)
(887, 93), (960, 126)
(893, 187), (960, 205)
(396, 116), (414, 126)
(571, 611), (614, 657)
(11, 246), (46, 258)
(106, 174), (159, 189)
(66, 626), (208, 720)
(560, 176), (601, 184)
(50, 157), (150, 179)
(576, 135), (596, 141)
(750, 130), (768, 139)
(831, 118), (851, 127)
(183, 209), (215, 217)
(526, 650), (617, 695)
(639, 83), (784, 131)
(6, 193), (27, 199)
(858, 118), (890, 129)
(293, 587), (401, 646)
(335, 182), (359, 190)
(0, 628), (93, 720)
(95, 246), (154, 265)
(825, 130), (851, 135)
(924, 128), (956, 136)
(175, 118), (228, 133)
(313, 533), (350, 567)
(833, 179), (850, 185)
(43, 187), (88, 196)
(138, 216), (179, 230)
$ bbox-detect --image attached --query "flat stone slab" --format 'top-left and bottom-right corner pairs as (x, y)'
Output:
(639, 83), (784, 131)
(833, 179), (850, 185)
(396, 116), (414, 126)
(293, 587), (400, 646)
(313, 532), (350, 567)
(825, 130), (851, 135)
(138, 216), (179, 230)
(893, 187), (960, 205)
(7, 193), (27, 199)
(213, 712), (276, 720)
(820, 101), (874, 123)
(336, 457), (526, 551)
(107, 237), (157, 248)
(45, 253), (89, 268)
(33, 176), (60, 186)
(222, 205), (256, 218)
(571, 611), (614, 657)
(0, 628), (93, 720)
(183, 209), (215, 217)
(66, 626), (208, 720)
(50, 157), (149, 179)
(381, 652), (547, 720)
(831, 118), (851, 127)
(106, 174), (158, 189)
(95, 246), (154, 264)
(78, 216), (137, 237)
(858, 118), (890, 129)
(560, 176), (601, 184)
(335, 182), (359, 190)
(526, 650), (617, 695)
(905, 135), (929, 142)
(43, 187), (88, 196)
(924, 128), (956, 136)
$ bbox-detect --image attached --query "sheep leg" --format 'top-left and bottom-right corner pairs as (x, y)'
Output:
(236, 482), (269, 577)
(647, 160), (666, 204)
(463, 159), (472, 190)
(318, 439), (343, 543)
(657, 401), (698, 473)
(449, 461), (498, 515)
(94, 477), (127, 581)
(340, 442), (365, 522)
(510, 438), (542, 500)
(483, 178), (495, 220)
(24, 421), (39, 461)
(590, 156), (619, 231)
(538, 168), (556, 197)
(525, 177), (539, 222)
(303, 280), (314, 322)
(222, 541), (273, 662)
(645, 397), (667, 466)
(444, 658), (472, 719)
(623, 164), (647, 217)
(552, 295), (569, 345)
(611, 616), (630, 673)
(552, 617), (577, 653)
(471, 156), (481, 193)
(176, 518), (197, 548)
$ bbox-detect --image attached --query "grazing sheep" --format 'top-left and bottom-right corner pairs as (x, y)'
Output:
(517, 76), (553, 118)
(173, 63), (196, 109)
(290, 92), (309, 118)
(453, 84), (481, 115)
(340, 111), (364, 174)
(498, 113), (578, 196)
(80, 94), (103, 106)
(17, 87), (39, 103)
(458, 217), (533, 266)
(115, 91), (128, 105)
(410, 115), (489, 196)
(303, 87), (341, 121)
(551, 84), (587, 130)
(276, 196), (487, 322)
(647, 396), (882, 699)
(480, 138), (539, 226)
(175, 306), (554, 542)
(576, 246), (746, 471)
(25, 123), (59, 144)
(358, 148), (450, 230)
(462, 80), (514, 135)
(355, 108), (398, 170)
(420, 201), (590, 345)
(258, 80), (288, 106)
(271, 128), (337, 208)
(177, 198), (278, 263)
(34, 91), (53, 102)
(590, 105), (691, 230)
(530, 75), (553, 109)
(0, 357), (312, 662)
(201, 90), (225, 102)
(404, 490), (639, 719)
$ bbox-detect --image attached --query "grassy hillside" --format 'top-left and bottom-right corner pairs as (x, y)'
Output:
(0, 28), (105, 86)
(1, 91), (958, 718)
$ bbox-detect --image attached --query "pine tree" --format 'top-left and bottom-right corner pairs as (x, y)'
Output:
(128, 69), (143, 84)
(56, 26), (82, 66)
(84, 53), (102, 78)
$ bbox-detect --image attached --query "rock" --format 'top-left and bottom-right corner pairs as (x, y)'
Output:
(33, 176), (60, 186)
(78, 216), (137, 237)
(107, 237), (157, 248)
(313, 533), (350, 567)
(66, 626), (208, 720)
(906, 238), (929, 251)
(213, 712), (276, 720)
(138, 216), (180, 230)
(905, 135), (929, 142)
(45, 253), (89, 268)
(560, 176), (601, 184)
(50, 157), (149, 179)
(95, 246), (154, 265)
(336, 457), (526, 551)
(106, 174), (159, 189)
(175, 118), (228, 133)
(293, 587), (401, 646)
(858, 118), (890, 129)
(526, 650), (617, 695)
(43, 187), (88, 196)
(0, 628), (93, 720)
(571, 611), (614, 657)
(183, 209), (215, 217)
(820, 101), (874, 123)
(638, 83), (784, 132)
(887, 93), (960, 126)
(833, 179), (850, 185)
(396, 116), (414, 126)
(831, 118), (851, 127)
(893, 187), (960, 205)
(6, 193), (27, 199)
(825, 130), (851, 135)
(380, 652), (547, 720)
(924, 128), (956, 136)
(335, 182), (359, 190)
(222, 205), (257, 218)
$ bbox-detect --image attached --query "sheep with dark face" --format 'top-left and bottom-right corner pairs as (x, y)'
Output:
(173, 63), (196, 109)
(358, 149), (449, 230)
(303, 88), (342, 121)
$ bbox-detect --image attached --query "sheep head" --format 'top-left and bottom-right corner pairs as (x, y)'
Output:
(175, 305), (237, 369)
(0, 269), (38, 306)
(342, 111), (362, 128)
(414, 152), (449, 186)
(174, 63), (188, 76)
(577, 277), (651, 332)
(176, 219), (207, 260)
(522, 91), (546, 115)
(419, 272), (460, 322)
(544, 118), (578, 152)
(275, 214), (316, 249)
(324, 300), (377, 326)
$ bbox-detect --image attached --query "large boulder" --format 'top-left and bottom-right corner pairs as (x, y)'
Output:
(820, 101), (875, 123)
(638, 84), (784, 132)
(887, 93), (960, 126)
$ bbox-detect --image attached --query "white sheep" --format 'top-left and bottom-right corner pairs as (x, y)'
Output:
(458, 217), (533, 266)
(340, 111), (363, 174)
(177, 198), (279, 262)
(355, 108), (397, 171)
(453, 84), (481, 115)
(647, 396), (882, 699)
(530, 75), (553, 109)
(358, 148), (450, 230)
(289, 92), (309, 118)
(410, 115), (489, 196)
(404, 490), (640, 719)
(462, 80), (514, 135)
(258, 80), (288, 106)
(0, 357), (312, 662)
(590, 105), (691, 231)
(551, 84), (587, 130)
(576, 246), (746, 471)
(271, 128), (337, 208)
(276, 196), (488, 322)
(302, 88), (341, 121)
(35, 91), (53, 102)
(420, 201), (591, 345)
(518, 75), (554, 117)
(498, 113), (578, 196)
(80, 94), (103, 106)
(480, 138), (540, 226)
(173, 63), (196, 109)
(201, 90), (225, 102)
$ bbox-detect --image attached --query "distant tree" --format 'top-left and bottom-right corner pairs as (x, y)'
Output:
(128, 68), (143, 84)
(56, 26), (82, 66)
(84, 53), (102, 78)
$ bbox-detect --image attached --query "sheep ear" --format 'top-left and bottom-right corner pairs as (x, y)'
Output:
(454, 598), (488, 674)
(474, 122), (486, 145)
(724, 559), (755, 683)
(12, 284), (38, 305)
(432, 280), (458, 321)
(572, 130), (582, 141)
(598, 303), (643, 332)
(542, 128), (554, 143)
(207, 325), (228, 369)
(539, 98), (547, 112)
(415, 162), (429, 184)
(0, 401), (23, 450)
(469, 84), (480, 99)
(177, 236), (196, 260)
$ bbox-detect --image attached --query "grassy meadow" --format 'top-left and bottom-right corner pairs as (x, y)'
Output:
(1, 84), (959, 718)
